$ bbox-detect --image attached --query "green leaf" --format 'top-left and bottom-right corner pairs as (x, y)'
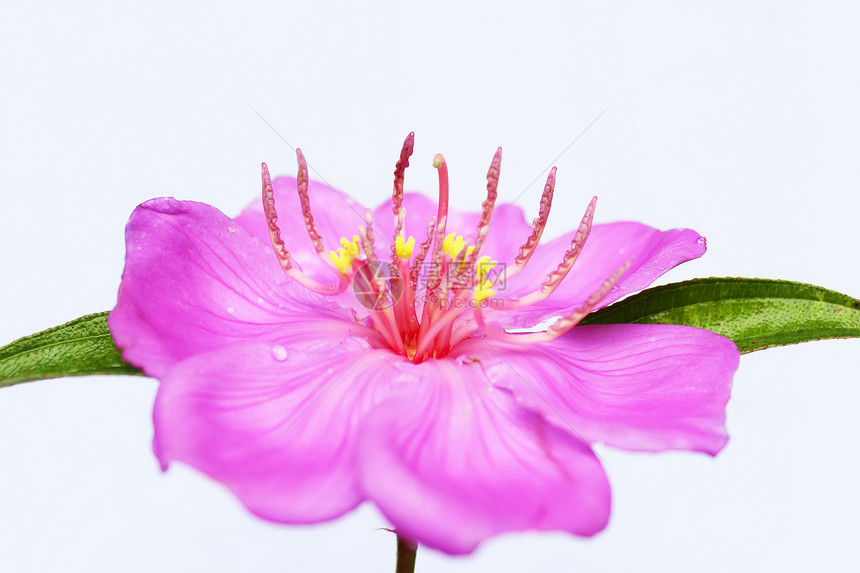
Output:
(2, 278), (858, 389)
(0, 312), (142, 388)
(580, 277), (860, 353)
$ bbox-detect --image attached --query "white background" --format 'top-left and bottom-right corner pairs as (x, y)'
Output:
(2, 1), (859, 571)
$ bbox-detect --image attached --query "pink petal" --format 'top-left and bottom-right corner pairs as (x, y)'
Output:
(371, 193), (532, 265)
(154, 335), (401, 523)
(457, 324), (739, 455)
(109, 198), (354, 378)
(358, 357), (610, 555)
(494, 222), (706, 328)
(234, 176), (368, 282)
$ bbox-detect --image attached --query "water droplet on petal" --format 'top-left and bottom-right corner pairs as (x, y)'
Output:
(697, 236), (707, 245)
(226, 307), (235, 314)
(257, 297), (264, 304)
(271, 345), (288, 361)
(228, 226), (238, 233)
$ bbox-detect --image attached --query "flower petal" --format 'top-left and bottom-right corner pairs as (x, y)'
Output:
(109, 198), (353, 378)
(372, 193), (532, 265)
(234, 176), (369, 283)
(154, 334), (401, 523)
(358, 357), (610, 554)
(494, 222), (706, 328)
(458, 324), (739, 455)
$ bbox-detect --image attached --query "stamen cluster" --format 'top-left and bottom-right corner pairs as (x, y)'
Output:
(261, 133), (630, 363)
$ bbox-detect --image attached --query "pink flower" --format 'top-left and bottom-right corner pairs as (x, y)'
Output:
(109, 134), (738, 555)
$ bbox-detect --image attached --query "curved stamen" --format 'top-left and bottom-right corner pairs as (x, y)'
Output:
(390, 133), (414, 263)
(261, 163), (348, 295)
(472, 148), (502, 259)
(505, 196), (597, 308)
(295, 149), (326, 253)
(392, 132), (414, 217)
(542, 260), (631, 338)
(265, 142), (615, 362)
(511, 167), (556, 272)
(295, 149), (344, 276)
(261, 163), (293, 271)
(475, 260), (632, 344)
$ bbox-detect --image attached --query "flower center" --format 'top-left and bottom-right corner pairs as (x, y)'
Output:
(260, 133), (630, 364)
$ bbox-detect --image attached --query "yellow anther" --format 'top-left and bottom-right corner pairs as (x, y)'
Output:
(474, 283), (496, 303)
(395, 235), (416, 260)
(464, 246), (475, 259)
(476, 256), (497, 283)
(443, 233), (465, 258)
(329, 247), (353, 274)
(472, 253), (498, 302)
(340, 235), (361, 259)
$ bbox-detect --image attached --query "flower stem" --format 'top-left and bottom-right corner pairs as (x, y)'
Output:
(395, 534), (417, 573)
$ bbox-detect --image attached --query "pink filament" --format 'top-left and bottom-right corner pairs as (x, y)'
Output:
(261, 163), (347, 296)
(472, 148), (502, 258)
(505, 196), (597, 308)
(295, 149), (326, 254)
(262, 138), (607, 364)
(477, 260), (631, 345)
(513, 168), (556, 269)
(390, 133), (415, 263)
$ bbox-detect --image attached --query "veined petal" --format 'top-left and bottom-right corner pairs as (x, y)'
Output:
(458, 324), (739, 455)
(109, 198), (354, 378)
(234, 176), (368, 282)
(371, 193), (532, 265)
(154, 335), (401, 523)
(358, 357), (610, 555)
(493, 222), (706, 328)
